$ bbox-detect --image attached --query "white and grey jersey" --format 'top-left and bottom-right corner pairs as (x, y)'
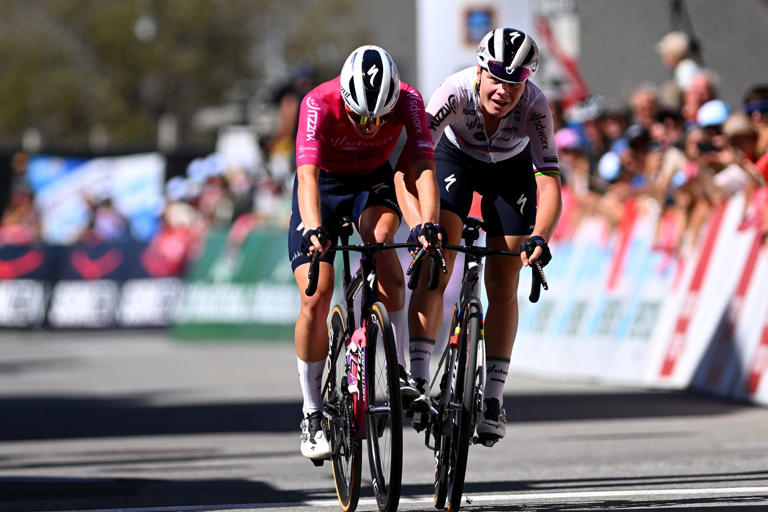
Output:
(425, 67), (560, 176)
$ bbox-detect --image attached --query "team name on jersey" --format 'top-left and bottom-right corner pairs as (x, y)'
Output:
(429, 94), (457, 130)
(529, 111), (550, 150)
(408, 97), (425, 135)
(305, 97), (321, 141)
(330, 134), (394, 149)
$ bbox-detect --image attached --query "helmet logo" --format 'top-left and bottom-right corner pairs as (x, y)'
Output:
(366, 65), (379, 87)
(509, 31), (521, 46)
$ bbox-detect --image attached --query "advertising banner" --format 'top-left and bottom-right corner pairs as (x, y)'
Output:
(172, 228), (300, 340)
(0, 238), (183, 329)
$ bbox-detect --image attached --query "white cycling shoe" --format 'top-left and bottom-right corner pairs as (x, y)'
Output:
(300, 411), (331, 460)
(475, 398), (507, 443)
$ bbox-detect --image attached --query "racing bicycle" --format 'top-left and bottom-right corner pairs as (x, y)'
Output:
(305, 216), (417, 512)
(408, 217), (547, 511)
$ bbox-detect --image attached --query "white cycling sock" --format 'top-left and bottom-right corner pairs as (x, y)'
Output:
(388, 308), (407, 367)
(297, 357), (325, 416)
(484, 355), (510, 404)
(409, 336), (436, 382)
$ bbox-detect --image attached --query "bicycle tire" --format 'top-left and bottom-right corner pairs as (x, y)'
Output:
(364, 301), (403, 512)
(433, 303), (459, 509)
(446, 302), (481, 511)
(326, 304), (362, 512)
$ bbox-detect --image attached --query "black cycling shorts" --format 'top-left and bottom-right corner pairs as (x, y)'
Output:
(435, 135), (537, 237)
(288, 163), (402, 271)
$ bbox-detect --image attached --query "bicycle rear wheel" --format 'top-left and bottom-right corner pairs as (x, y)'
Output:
(364, 301), (403, 512)
(446, 302), (482, 511)
(326, 304), (362, 512)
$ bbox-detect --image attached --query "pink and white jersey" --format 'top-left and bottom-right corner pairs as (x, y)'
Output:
(295, 76), (435, 174)
(426, 67), (560, 176)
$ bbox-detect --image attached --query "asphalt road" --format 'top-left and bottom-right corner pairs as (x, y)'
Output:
(1, 330), (768, 512)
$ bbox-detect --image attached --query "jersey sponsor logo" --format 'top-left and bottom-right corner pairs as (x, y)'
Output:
(543, 156), (559, 163)
(305, 97), (321, 141)
(473, 132), (485, 141)
(466, 118), (481, 130)
(517, 193), (527, 215)
(408, 96), (426, 135)
(462, 107), (475, 115)
(371, 182), (389, 194)
(444, 173), (457, 192)
(429, 94), (457, 130)
(529, 112), (550, 149)
(330, 134), (394, 149)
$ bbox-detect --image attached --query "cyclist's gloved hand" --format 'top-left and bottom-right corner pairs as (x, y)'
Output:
(410, 222), (445, 249)
(521, 235), (552, 267)
(301, 227), (331, 256)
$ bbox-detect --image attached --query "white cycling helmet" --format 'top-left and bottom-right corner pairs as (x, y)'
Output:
(340, 45), (400, 119)
(477, 28), (539, 83)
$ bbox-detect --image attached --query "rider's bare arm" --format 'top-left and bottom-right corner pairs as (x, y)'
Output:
(296, 163), (325, 253)
(532, 173), (562, 242)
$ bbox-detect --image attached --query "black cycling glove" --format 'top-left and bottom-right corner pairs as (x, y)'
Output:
(408, 222), (446, 246)
(300, 227), (330, 256)
(521, 235), (552, 266)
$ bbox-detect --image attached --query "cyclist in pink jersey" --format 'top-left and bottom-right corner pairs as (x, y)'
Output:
(397, 28), (562, 443)
(289, 45), (441, 460)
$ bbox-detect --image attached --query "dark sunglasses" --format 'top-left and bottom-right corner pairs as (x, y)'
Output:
(745, 100), (768, 116)
(486, 60), (532, 83)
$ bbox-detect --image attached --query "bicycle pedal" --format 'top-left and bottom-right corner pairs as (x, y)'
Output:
(473, 434), (499, 447)
(311, 459), (324, 467)
(411, 411), (428, 432)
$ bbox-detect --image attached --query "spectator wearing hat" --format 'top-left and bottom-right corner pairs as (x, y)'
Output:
(656, 31), (702, 97)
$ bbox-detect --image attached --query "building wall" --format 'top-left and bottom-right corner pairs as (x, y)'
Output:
(579, 0), (768, 108)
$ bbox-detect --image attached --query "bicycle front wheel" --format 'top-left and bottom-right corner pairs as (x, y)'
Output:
(326, 304), (362, 512)
(433, 303), (459, 509)
(446, 302), (482, 511)
(364, 301), (403, 512)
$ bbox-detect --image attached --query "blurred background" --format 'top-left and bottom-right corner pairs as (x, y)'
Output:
(1, 0), (767, 403)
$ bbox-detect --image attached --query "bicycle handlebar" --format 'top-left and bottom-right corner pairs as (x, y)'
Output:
(304, 241), (421, 297)
(305, 240), (549, 303)
(407, 243), (548, 303)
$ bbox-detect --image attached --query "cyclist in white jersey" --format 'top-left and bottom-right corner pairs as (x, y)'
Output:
(396, 28), (562, 442)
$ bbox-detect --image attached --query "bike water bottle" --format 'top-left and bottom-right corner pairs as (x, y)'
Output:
(347, 327), (365, 396)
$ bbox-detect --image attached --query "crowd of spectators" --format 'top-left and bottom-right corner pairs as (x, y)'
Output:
(2, 32), (767, 271)
(551, 30), (768, 255)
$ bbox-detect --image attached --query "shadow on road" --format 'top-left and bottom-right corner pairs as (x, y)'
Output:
(0, 388), (750, 441)
(3, 470), (768, 512)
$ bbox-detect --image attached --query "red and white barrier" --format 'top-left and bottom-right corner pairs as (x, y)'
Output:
(511, 188), (768, 406)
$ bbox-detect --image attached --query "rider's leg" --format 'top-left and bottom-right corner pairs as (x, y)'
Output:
(406, 209), (464, 383)
(294, 261), (335, 459)
(483, 234), (525, 404)
(358, 205), (422, 401)
(294, 261), (336, 414)
(358, 205), (404, 321)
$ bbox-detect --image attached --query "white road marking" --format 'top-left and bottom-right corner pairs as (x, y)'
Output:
(43, 485), (768, 511)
